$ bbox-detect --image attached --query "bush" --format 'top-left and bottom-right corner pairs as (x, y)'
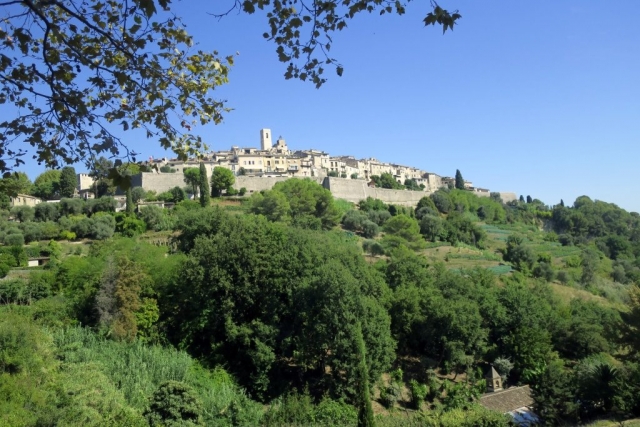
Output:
(238, 187), (247, 196)
(139, 205), (173, 232)
(4, 233), (24, 246)
(144, 381), (203, 427)
(361, 220), (379, 239)
(21, 222), (43, 243)
(409, 380), (428, 409)
(0, 263), (9, 278)
(431, 191), (452, 214)
(11, 205), (35, 222)
(367, 209), (391, 226)
(34, 203), (59, 222)
(59, 230), (76, 241)
(556, 270), (570, 284)
(533, 262), (555, 282)
(362, 239), (385, 257)
(131, 187), (147, 203)
(115, 215), (145, 237)
(342, 210), (368, 232)
(60, 198), (85, 216)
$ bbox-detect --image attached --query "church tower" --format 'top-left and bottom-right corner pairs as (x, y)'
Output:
(260, 128), (272, 151)
(486, 366), (503, 393)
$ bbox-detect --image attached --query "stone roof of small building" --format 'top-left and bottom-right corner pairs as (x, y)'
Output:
(479, 386), (533, 414)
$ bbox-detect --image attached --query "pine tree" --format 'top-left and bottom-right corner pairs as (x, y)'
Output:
(125, 187), (134, 215)
(355, 322), (375, 427)
(199, 163), (210, 207)
(455, 169), (465, 190)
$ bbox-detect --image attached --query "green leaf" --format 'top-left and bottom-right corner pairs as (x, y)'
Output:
(242, 1), (256, 14)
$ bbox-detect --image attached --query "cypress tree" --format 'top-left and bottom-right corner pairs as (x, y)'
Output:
(560, 199), (565, 207)
(454, 169), (465, 190)
(199, 163), (210, 207)
(526, 195), (533, 204)
(519, 195), (525, 203)
(125, 187), (134, 214)
(355, 322), (375, 427)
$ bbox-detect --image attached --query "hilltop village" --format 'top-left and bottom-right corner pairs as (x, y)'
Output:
(74, 128), (515, 204)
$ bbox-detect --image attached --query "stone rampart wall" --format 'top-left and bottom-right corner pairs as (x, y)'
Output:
(322, 177), (429, 206)
(132, 173), (186, 194)
(474, 191), (518, 203)
(232, 176), (323, 194)
(132, 173), (516, 207)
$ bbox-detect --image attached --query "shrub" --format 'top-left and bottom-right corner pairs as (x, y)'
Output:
(362, 239), (385, 257)
(361, 220), (379, 239)
(139, 206), (173, 232)
(116, 215), (145, 237)
(59, 230), (76, 241)
(11, 205), (35, 222)
(21, 222), (43, 243)
(4, 233), (24, 246)
(556, 270), (570, 284)
(144, 381), (203, 427)
(131, 187), (147, 203)
(0, 263), (9, 278)
(409, 380), (428, 409)
(238, 187), (247, 196)
(60, 198), (85, 216)
(342, 210), (367, 232)
(34, 203), (59, 222)
(431, 191), (452, 214)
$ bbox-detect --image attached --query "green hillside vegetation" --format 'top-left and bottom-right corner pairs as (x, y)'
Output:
(1, 177), (640, 426)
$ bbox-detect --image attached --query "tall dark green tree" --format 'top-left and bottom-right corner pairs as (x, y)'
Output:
(355, 322), (375, 427)
(125, 188), (134, 215)
(59, 166), (77, 198)
(198, 163), (210, 207)
(526, 195), (533, 204)
(455, 169), (465, 190)
(519, 195), (525, 203)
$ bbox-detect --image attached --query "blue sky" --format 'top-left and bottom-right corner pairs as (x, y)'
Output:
(17, 1), (640, 212)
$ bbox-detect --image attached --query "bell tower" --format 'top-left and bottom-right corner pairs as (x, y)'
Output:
(260, 128), (272, 151)
(486, 366), (503, 393)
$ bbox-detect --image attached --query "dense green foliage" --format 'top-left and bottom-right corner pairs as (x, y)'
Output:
(249, 178), (341, 230)
(210, 167), (235, 197)
(2, 179), (640, 426)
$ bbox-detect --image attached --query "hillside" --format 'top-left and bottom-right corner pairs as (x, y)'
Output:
(1, 178), (640, 426)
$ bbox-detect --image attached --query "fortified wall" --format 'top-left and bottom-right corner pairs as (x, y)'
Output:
(475, 191), (518, 204)
(233, 175), (323, 194)
(131, 172), (186, 194)
(131, 173), (515, 207)
(321, 177), (429, 206)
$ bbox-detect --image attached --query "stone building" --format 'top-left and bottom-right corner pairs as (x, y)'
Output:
(10, 194), (42, 207)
